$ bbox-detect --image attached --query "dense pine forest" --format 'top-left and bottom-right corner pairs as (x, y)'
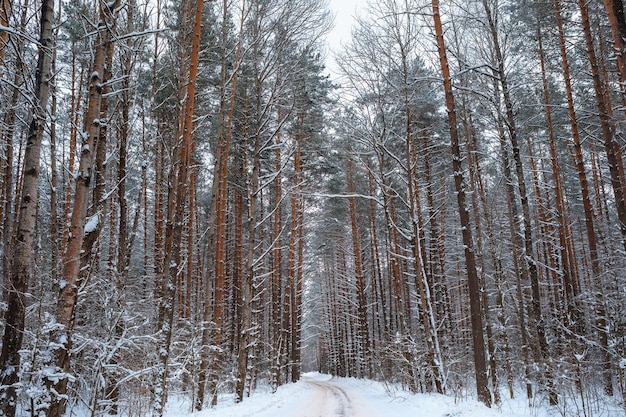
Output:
(1, 0), (626, 415)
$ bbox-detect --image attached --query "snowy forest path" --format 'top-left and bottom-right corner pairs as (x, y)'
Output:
(166, 374), (528, 417)
(291, 375), (382, 417)
(214, 374), (384, 417)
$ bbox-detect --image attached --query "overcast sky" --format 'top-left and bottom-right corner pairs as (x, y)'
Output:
(325, 0), (363, 79)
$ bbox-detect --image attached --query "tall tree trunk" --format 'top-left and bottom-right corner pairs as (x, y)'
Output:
(494, 103), (535, 400)
(481, 0), (556, 404)
(601, 0), (626, 106)
(367, 167), (386, 353)
(78, 16), (116, 285)
(431, 0), (491, 406)
(271, 107), (284, 389)
(210, 6), (242, 405)
(286, 136), (302, 382)
(49, 11), (60, 284)
(0, 0), (9, 68)
(468, 112), (515, 399)
(46, 2), (121, 416)
(198, 0), (244, 407)
(61, 44), (84, 257)
(553, 0), (600, 325)
(0, 1), (54, 415)
(346, 158), (370, 378)
(195, 15), (224, 417)
(580, 0), (626, 256)
(288, 117), (307, 383)
(579, 2), (619, 395)
(537, 21), (580, 333)
(407, 134), (445, 394)
(0, 0), (28, 296)
(421, 130), (451, 350)
(553, 2), (605, 399)
(153, 0), (203, 414)
(460, 102), (500, 404)
(104, 3), (137, 410)
(235, 98), (259, 402)
(292, 186), (304, 382)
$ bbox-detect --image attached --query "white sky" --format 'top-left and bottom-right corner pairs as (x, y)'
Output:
(325, 0), (364, 79)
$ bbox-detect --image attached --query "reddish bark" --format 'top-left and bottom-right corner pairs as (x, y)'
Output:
(432, 0), (491, 406)
(47, 2), (121, 416)
(0, 1), (55, 415)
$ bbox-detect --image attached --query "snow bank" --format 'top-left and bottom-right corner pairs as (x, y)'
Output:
(164, 378), (314, 417)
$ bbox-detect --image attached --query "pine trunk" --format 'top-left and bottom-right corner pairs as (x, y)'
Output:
(432, 0), (491, 406)
(235, 103), (260, 402)
(271, 119), (283, 389)
(554, 0), (600, 307)
(153, 0), (202, 414)
(0, 1), (54, 415)
(481, 0), (556, 403)
(580, 0), (626, 256)
(461, 102), (500, 404)
(286, 139), (301, 382)
(537, 22), (579, 328)
(1, 0), (30, 282)
(579, 3), (620, 395)
(367, 166), (387, 353)
(0, 0), (9, 66)
(346, 159), (370, 378)
(292, 190), (304, 381)
(46, 2), (120, 416)
(602, 0), (626, 105)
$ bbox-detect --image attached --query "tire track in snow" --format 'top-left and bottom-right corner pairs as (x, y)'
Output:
(294, 376), (379, 417)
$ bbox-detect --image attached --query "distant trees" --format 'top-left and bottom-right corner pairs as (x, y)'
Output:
(0, 0), (331, 415)
(310, 0), (626, 412)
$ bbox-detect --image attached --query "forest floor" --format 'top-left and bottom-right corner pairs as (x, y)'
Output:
(161, 372), (624, 417)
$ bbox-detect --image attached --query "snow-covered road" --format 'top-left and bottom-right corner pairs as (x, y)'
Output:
(286, 375), (380, 417)
(165, 373), (576, 417)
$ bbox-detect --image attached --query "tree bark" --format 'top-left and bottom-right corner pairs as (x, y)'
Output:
(602, 0), (626, 105)
(0, 0), (27, 302)
(209, 4), (242, 403)
(271, 106), (284, 389)
(431, 0), (491, 406)
(0, 0), (9, 68)
(460, 102), (500, 404)
(346, 159), (370, 378)
(292, 187), (305, 382)
(286, 135), (303, 382)
(46, 2), (121, 416)
(197, 0), (244, 408)
(570, 2), (615, 395)
(553, 0), (599, 320)
(235, 95), (260, 402)
(481, 0), (556, 403)
(553, 3), (605, 399)
(0, 1), (55, 415)
(580, 0), (626, 255)
(153, 0), (203, 414)
(537, 22), (579, 330)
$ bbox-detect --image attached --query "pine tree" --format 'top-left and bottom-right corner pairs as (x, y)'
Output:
(0, 1), (55, 415)
(432, 0), (491, 406)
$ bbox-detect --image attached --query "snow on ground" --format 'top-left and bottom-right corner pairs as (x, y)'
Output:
(164, 373), (624, 417)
